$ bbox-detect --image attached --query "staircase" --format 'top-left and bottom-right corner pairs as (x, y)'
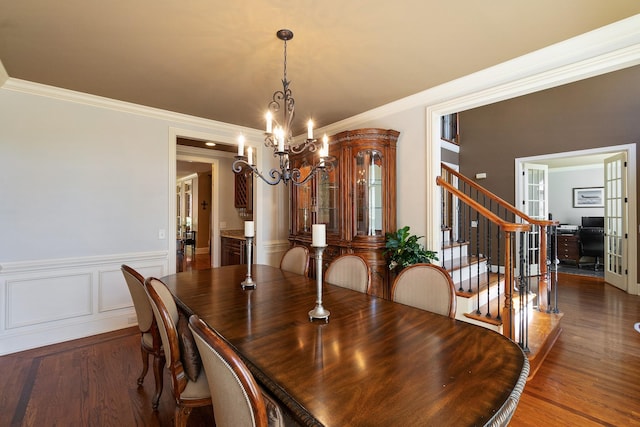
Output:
(437, 165), (564, 379)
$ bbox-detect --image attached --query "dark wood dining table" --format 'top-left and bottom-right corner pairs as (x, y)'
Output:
(161, 264), (529, 426)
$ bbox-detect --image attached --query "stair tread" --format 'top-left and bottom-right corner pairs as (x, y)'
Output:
(454, 271), (502, 298)
(464, 292), (537, 324)
(441, 240), (469, 250)
(443, 255), (487, 271)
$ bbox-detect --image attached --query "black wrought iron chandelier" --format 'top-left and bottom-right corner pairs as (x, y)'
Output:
(233, 29), (334, 186)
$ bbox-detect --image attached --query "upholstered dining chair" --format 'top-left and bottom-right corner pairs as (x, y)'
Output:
(324, 254), (371, 294)
(120, 264), (164, 409)
(145, 277), (212, 427)
(390, 263), (457, 318)
(279, 246), (310, 276)
(189, 315), (287, 427)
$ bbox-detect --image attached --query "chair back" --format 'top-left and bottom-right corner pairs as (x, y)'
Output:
(189, 315), (271, 427)
(145, 277), (188, 394)
(121, 265), (155, 334)
(324, 254), (371, 294)
(145, 277), (211, 426)
(280, 246), (310, 276)
(579, 227), (604, 257)
(391, 263), (457, 318)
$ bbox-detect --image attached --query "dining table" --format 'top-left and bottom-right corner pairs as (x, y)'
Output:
(161, 264), (529, 426)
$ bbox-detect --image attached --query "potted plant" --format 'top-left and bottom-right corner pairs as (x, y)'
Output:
(385, 226), (438, 272)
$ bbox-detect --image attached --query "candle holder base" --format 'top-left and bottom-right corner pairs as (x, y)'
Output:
(308, 304), (330, 322)
(241, 278), (256, 289)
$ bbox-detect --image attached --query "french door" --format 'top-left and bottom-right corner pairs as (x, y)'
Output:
(522, 163), (549, 275)
(604, 152), (628, 291)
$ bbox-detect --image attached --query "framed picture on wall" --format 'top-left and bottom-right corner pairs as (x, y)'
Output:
(572, 187), (604, 208)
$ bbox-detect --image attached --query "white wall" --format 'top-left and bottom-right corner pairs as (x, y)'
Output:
(0, 81), (273, 354)
(549, 165), (605, 225)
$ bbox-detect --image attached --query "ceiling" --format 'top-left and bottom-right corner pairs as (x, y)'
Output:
(1, 2), (639, 136)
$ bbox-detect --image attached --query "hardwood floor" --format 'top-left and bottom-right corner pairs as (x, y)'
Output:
(1, 272), (639, 426)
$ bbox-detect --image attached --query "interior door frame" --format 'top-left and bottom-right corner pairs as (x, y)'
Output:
(169, 127), (240, 272)
(515, 144), (636, 295)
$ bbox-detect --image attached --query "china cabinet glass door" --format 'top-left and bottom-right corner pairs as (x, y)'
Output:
(317, 167), (339, 235)
(296, 163), (313, 233)
(355, 149), (383, 236)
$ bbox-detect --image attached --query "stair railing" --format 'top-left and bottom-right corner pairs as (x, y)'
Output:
(438, 164), (559, 347)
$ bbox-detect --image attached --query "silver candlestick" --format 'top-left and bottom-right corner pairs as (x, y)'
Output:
(241, 236), (256, 289)
(308, 246), (330, 322)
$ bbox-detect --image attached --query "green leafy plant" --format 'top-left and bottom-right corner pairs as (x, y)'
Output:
(385, 226), (438, 271)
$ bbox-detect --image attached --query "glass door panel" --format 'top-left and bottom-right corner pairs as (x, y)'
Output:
(355, 150), (383, 236)
(317, 168), (339, 234)
(296, 164), (313, 234)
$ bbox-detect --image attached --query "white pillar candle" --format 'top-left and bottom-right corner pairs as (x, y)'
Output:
(247, 147), (253, 165)
(312, 224), (326, 247)
(237, 135), (245, 156)
(244, 221), (254, 237)
(307, 120), (313, 139)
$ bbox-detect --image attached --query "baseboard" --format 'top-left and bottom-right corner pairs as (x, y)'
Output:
(0, 312), (137, 356)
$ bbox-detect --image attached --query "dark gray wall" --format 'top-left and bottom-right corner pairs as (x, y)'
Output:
(459, 64), (640, 275)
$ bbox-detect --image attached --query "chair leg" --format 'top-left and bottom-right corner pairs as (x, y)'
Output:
(151, 354), (164, 410)
(137, 344), (150, 386)
(174, 405), (192, 427)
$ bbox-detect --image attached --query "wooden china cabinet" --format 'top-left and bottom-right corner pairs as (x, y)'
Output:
(288, 128), (399, 299)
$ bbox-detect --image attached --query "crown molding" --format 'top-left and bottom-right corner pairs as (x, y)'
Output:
(0, 77), (258, 139)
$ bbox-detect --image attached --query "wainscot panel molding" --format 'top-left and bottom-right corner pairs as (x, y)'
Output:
(0, 251), (167, 355)
(261, 239), (292, 268)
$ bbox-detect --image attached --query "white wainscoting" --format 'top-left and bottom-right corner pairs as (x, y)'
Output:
(262, 239), (292, 268)
(0, 251), (168, 355)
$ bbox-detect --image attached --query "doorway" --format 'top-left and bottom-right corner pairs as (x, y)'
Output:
(176, 161), (214, 272)
(515, 143), (637, 293)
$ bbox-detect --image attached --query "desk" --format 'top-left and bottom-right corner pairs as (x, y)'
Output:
(161, 265), (528, 426)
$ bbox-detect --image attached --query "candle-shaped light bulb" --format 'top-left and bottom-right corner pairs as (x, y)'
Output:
(266, 111), (273, 134)
(244, 221), (254, 237)
(237, 135), (245, 157)
(307, 120), (314, 140)
(277, 127), (285, 152)
(247, 147), (253, 165)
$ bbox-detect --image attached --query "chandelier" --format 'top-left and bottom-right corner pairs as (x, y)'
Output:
(233, 29), (334, 186)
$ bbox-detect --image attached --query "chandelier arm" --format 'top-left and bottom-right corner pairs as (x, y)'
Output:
(289, 139), (319, 155)
(234, 158), (285, 186)
(289, 156), (337, 186)
(253, 167), (286, 186)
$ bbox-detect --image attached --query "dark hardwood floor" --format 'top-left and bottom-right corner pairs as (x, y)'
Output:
(1, 269), (639, 426)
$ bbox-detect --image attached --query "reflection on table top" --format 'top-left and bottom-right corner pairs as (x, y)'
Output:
(161, 264), (528, 426)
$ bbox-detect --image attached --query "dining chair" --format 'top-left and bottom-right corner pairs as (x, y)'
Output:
(390, 263), (457, 318)
(324, 254), (371, 294)
(120, 264), (164, 409)
(145, 277), (212, 427)
(279, 246), (310, 276)
(189, 315), (287, 427)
